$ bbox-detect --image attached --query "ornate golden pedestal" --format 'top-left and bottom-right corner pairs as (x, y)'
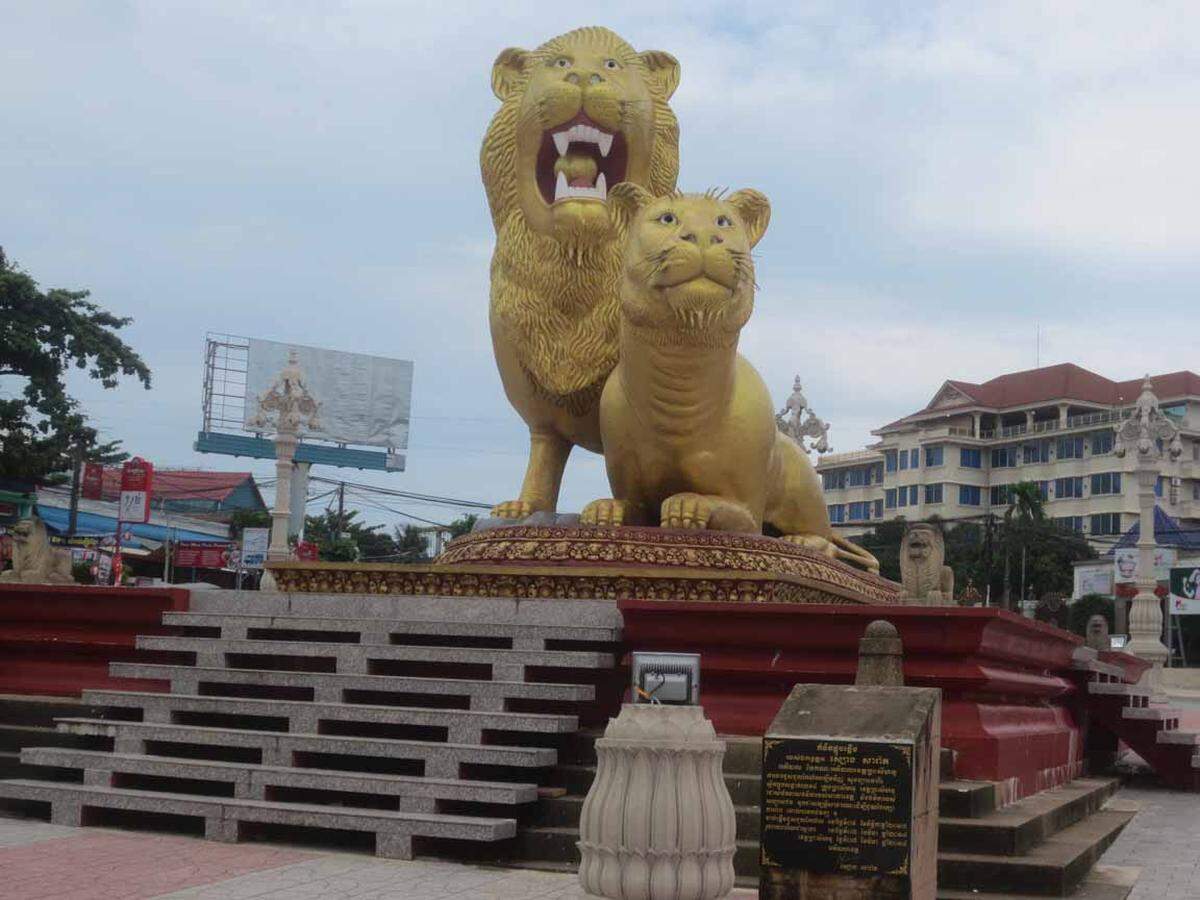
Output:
(266, 525), (899, 605)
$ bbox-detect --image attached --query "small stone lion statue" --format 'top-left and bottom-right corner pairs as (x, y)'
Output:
(1, 516), (74, 585)
(577, 184), (878, 573)
(482, 26), (682, 520)
(898, 523), (953, 605)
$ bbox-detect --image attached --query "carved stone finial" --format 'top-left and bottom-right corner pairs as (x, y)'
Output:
(0, 515), (74, 585)
(776, 374), (832, 455)
(855, 620), (904, 686)
(247, 350), (323, 435)
(1115, 376), (1182, 461)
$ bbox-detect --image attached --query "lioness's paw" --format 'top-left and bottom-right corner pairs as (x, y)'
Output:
(580, 499), (626, 527)
(781, 534), (838, 558)
(661, 493), (714, 530)
(491, 500), (536, 520)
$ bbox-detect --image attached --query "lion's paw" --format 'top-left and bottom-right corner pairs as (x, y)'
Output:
(491, 499), (536, 520)
(661, 493), (714, 530)
(580, 499), (627, 527)
(780, 533), (838, 558)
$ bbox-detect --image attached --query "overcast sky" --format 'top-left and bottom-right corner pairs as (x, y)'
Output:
(3, 2), (1198, 529)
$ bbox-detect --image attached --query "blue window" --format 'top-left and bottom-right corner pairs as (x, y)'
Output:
(991, 447), (1017, 468)
(1054, 516), (1083, 533)
(909, 485), (919, 505)
(1057, 436), (1084, 459)
(899, 451), (908, 471)
(848, 501), (872, 521)
(885, 450), (898, 473)
(1090, 512), (1121, 535)
(1091, 431), (1114, 455)
(1155, 476), (1163, 497)
(828, 504), (845, 524)
(885, 489), (897, 509)
(960, 447), (982, 468)
(1023, 441), (1050, 464)
(1091, 472), (1122, 495)
(1036, 480), (1050, 501)
(990, 484), (1012, 506)
(873, 499), (884, 519)
(822, 471), (845, 491)
(910, 448), (919, 469)
(924, 445), (944, 467)
(1054, 476), (1084, 499)
(924, 483), (943, 504)
(898, 487), (908, 508)
(848, 467), (867, 487)
(959, 485), (981, 506)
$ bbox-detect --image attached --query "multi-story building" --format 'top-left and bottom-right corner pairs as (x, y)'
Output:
(816, 364), (1200, 546)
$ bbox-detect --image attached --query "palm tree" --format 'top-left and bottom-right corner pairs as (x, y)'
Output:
(1002, 481), (1046, 609)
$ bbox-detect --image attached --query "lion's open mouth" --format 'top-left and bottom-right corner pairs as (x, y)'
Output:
(536, 114), (628, 204)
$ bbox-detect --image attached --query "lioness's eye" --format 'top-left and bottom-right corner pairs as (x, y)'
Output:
(554, 57), (572, 68)
(604, 59), (620, 70)
(658, 213), (677, 225)
(716, 215), (733, 227)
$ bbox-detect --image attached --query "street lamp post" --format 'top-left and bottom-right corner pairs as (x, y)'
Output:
(247, 351), (321, 591)
(1115, 377), (1182, 699)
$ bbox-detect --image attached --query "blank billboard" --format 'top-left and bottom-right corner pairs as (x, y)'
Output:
(243, 339), (412, 449)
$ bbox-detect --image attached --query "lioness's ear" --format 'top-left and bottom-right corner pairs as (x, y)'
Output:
(608, 182), (653, 230)
(638, 50), (680, 100)
(491, 47), (529, 100)
(726, 189), (771, 248)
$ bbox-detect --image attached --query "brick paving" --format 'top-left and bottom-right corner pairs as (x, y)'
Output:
(1100, 781), (1200, 900)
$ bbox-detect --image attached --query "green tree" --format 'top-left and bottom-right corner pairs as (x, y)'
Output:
(228, 508), (271, 538)
(303, 509), (397, 562)
(447, 514), (478, 539)
(394, 524), (430, 562)
(0, 248), (151, 482)
(1003, 481), (1047, 608)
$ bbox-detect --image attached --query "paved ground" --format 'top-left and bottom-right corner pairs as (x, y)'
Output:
(1099, 781), (1200, 900)
(0, 816), (757, 899)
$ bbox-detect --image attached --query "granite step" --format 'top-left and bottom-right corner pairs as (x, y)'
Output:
(54, 718), (556, 779)
(108, 663), (595, 709)
(937, 804), (1138, 896)
(20, 748), (538, 807)
(1155, 729), (1200, 745)
(939, 778), (1121, 856)
(0, 779), (515, 859)
(161, 612), (620, 648)
(134, 635), (613, 678)
(939, 780), (1002, 819)
(80, 689), (578, 744)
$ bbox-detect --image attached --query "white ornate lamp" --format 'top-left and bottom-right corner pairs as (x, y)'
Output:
(1114, 376), (1182, 697)
(247, 351), (322, 589)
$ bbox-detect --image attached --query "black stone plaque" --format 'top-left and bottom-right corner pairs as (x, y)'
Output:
(760, 737), (912, 878)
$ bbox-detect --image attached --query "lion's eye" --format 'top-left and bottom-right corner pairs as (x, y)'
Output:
(553, 57), (572, 69)
(658, 212), (677, 226)
(604, 59), (620, 70)
(716, 215), (733, 227)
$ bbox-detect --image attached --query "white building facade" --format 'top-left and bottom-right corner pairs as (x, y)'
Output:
(816, 364), (1200, 547)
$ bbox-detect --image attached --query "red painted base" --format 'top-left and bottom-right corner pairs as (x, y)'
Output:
(0, 584), (189, 697)
(619, 600), (1088, 801)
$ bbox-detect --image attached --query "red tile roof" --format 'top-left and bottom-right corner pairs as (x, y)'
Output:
(878, 364), (1200, 432)
(100, 469), (254, 503)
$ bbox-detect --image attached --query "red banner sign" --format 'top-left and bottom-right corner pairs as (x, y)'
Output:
(81, 462), (105, 500)
(119, 457), (153, 523)
(294, 540), (319, 561)
(174, 542), (234, 568)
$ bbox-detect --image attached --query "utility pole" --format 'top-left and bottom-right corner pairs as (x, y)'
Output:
(337, 481), (346, 538)
(66, 443), (83, 537)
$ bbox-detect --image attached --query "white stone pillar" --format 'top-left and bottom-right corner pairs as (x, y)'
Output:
(269, 430), (297, 563)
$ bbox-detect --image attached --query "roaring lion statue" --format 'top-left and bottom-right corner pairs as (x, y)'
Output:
(899, 523), (954, 604)
(577, 185), (879, 573)
(481, 26), (681, 518)
(1, 516), (74, 585)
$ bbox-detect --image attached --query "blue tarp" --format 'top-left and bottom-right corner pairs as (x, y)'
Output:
(36, 505), (226, 546)
(1109, 505), (1200, 555)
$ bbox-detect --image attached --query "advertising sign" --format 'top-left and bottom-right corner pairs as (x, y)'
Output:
(240, 528), (269, 569)
(1169, 566), (1200, 615)
(81, 462), (105, 501)
(294, 540), (320, 561)
(1077, 567), (1113, 597)
(1114, 547), (1176, 584)
(96, 552), (112, 585)
(118, 458), (154, 524)
(174, 542), (234, 568)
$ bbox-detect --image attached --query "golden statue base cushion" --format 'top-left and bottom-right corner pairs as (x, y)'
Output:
(266, 525), (899, 605)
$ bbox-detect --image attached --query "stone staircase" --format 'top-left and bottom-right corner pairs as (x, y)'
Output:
(511, 734), (1138, 898)
(1074, 652), (1200, 791)
(0, 591), (623, 861)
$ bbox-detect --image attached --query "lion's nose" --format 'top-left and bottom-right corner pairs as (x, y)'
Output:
(680, 232), (697, 244)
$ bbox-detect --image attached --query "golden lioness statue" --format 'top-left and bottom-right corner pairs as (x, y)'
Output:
(481, 26), (681, 518)
(1, 516), (74, 585)
(579, 185), (879, 572)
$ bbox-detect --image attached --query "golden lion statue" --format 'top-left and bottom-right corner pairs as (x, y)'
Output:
(481, 26), (681, 518)
(899, 523), (954, 604)
(578, 185), (879, 572)
(1, 516), (74, 585)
